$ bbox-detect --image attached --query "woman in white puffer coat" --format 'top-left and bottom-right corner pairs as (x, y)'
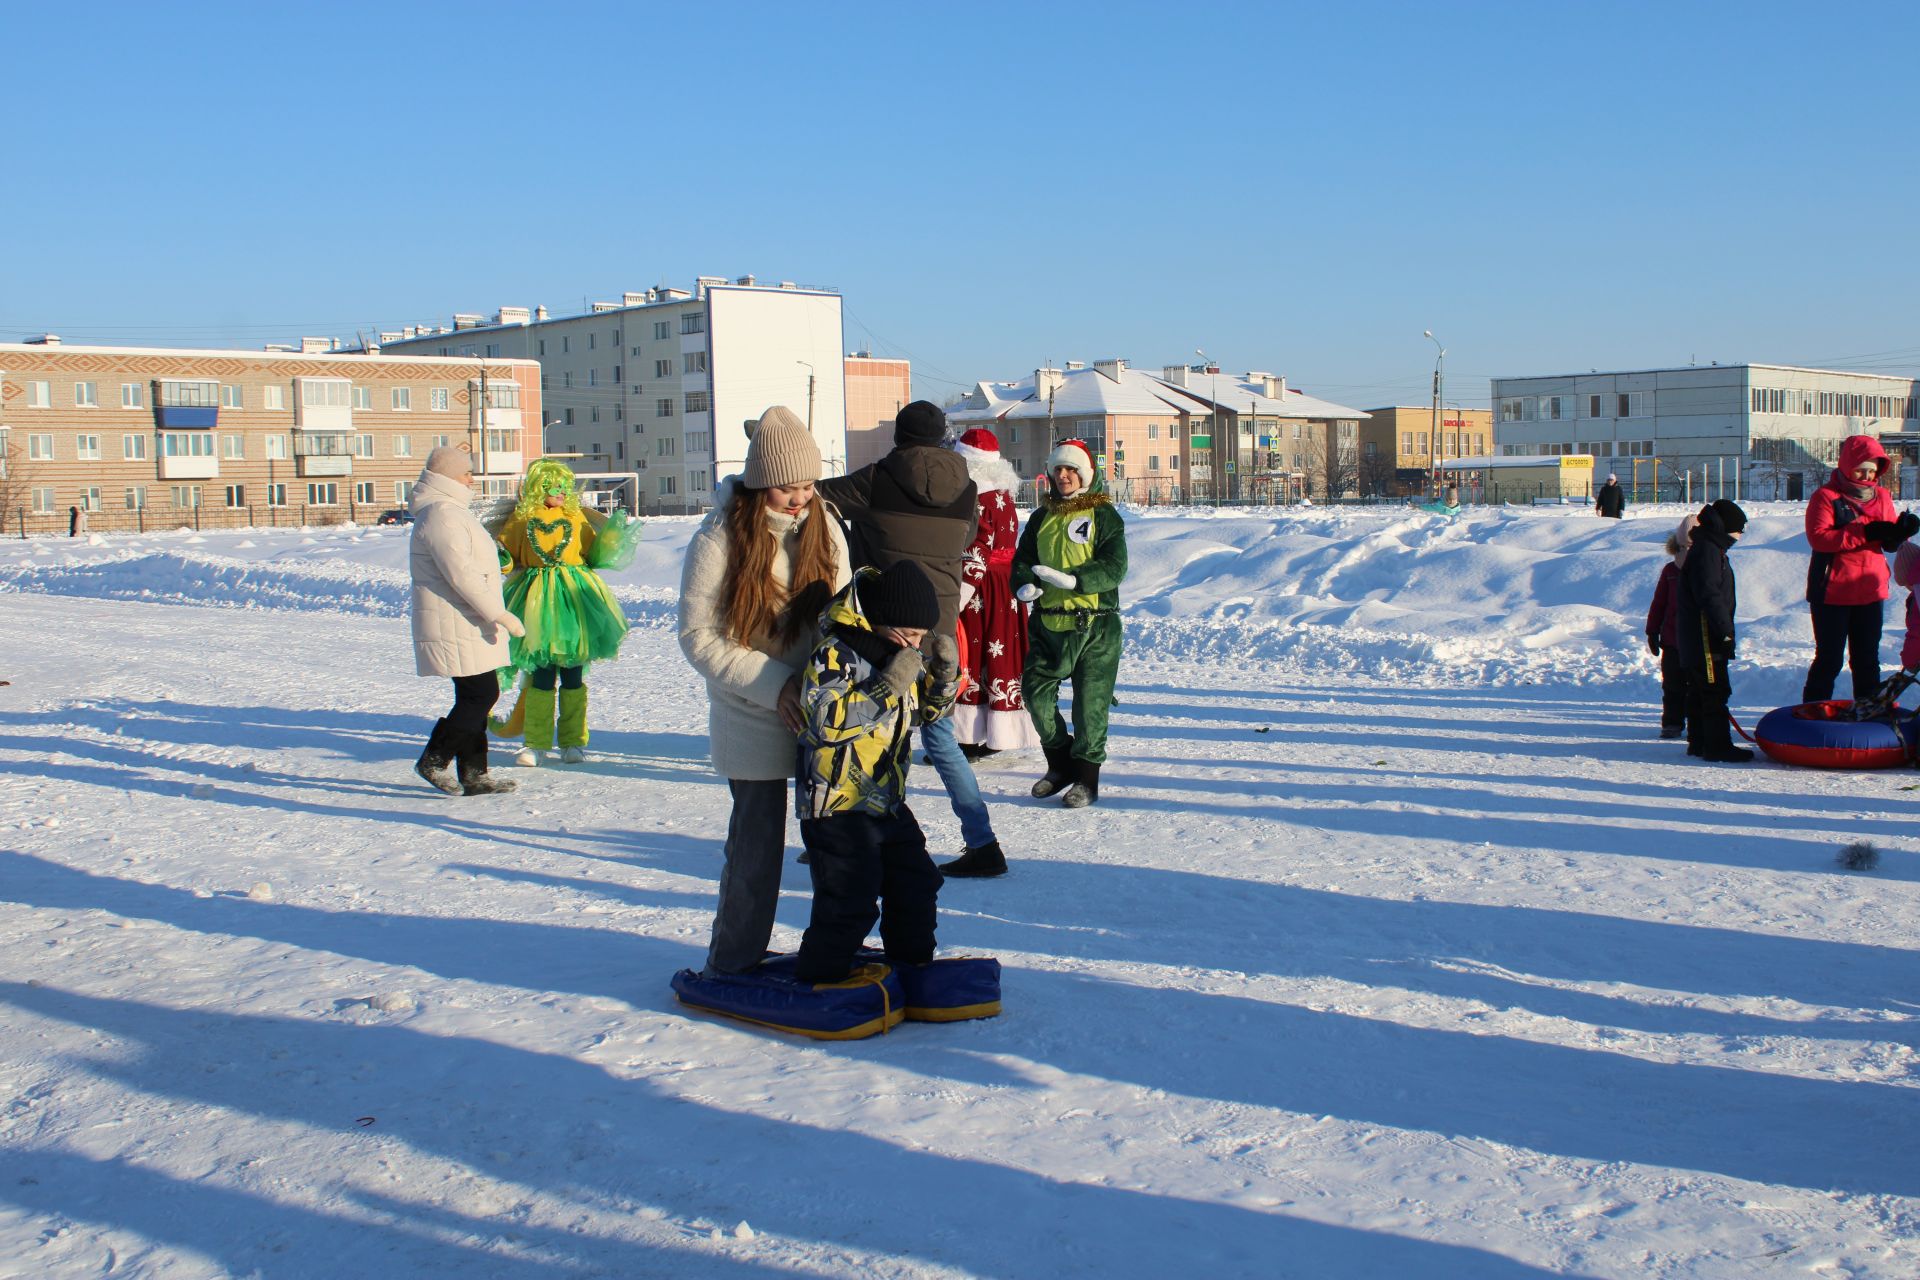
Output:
(408, 446), (524, 796)
(677, 407), (849, 975)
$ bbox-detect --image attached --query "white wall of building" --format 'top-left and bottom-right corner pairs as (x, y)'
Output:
(706, 286), (847, 485)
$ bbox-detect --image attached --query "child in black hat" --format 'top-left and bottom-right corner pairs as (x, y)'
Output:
(1678, 500), (1753, 763)
(792, 560), (957, 981)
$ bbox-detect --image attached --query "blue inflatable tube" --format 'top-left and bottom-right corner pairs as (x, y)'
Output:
(672, 955), (906, 1039)
(1753, 700), (1920, 769)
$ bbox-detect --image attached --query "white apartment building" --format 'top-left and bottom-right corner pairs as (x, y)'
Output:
(374, 278), (847, 513)
(1491, 363), (1920, 501)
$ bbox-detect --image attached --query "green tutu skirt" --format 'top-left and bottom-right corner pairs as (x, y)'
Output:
(502, 564), (629, 673)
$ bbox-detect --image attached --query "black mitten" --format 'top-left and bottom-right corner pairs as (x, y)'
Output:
(1863, 520), (1897, 545)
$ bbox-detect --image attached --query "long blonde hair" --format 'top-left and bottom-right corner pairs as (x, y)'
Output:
(721, 485), (839, 647)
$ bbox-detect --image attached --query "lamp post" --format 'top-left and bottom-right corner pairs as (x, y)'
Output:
(1424, 330), (1446, 498)
(540, 418), (562, 458)
(795, 360), (816, 431)
(1197, 348), (1220, 503)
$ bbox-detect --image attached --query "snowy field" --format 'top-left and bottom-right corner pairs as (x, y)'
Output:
(2, 502), (1917, 1279)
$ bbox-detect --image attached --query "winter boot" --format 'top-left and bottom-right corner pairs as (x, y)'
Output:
(457, 732), (517, 795)
(557, 686), (589, 763)
(1659, 723), (1684, 739)
(1060, 759), (1100, 808)
(414, 718), (462, 795)
(1030, 738), (1075, 799)
(517, 685), (556, 766)
(939, 840), (1007, 879)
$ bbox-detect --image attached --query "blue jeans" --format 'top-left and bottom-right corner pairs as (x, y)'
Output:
(919, 712), (996, 849)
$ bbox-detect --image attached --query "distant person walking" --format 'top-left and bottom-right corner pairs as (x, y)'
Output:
(1595, 473), (1625, 519)
(407, 446), (522, 797)
(67, 505), (81, 538)
(678, 408), (850, 974)
(1801, 433), (1918, 704)
(815, 400), (1011, 880)
(1013, 438), (1129, 807)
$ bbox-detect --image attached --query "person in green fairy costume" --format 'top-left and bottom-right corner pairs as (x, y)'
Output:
(491, 460), (638, 765)
(1011, 438), (1128, 807)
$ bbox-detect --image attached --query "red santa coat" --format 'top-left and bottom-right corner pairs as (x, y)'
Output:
(954, 475), (1041, 750)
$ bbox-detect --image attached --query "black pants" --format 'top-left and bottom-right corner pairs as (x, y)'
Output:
(530, 664), (584, 691)
(447, 672), (502, 738)
(1685, 654), (1733, 755)
(795, 805), (941, 983)
(1803, 601), (1884, 703)
(1659, 646), (1690, 731)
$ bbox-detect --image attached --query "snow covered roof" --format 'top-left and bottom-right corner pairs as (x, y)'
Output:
(949, 361), (1368, 426)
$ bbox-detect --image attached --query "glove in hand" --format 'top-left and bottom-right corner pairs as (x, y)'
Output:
(1647, 635), (1661, 657)
(1897, 512), (1920, 542)
(878, 646), (925, 699)
(1864, 520), (1897, 544)
(1015, 583), (1043, 604)
(1033, 564), (1077, 589)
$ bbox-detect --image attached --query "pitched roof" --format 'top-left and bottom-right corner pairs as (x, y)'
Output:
(949, 362), (1368, 425)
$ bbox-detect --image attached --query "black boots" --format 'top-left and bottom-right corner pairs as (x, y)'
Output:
(415, 719), (462, 795)
(457, 733), (517, 795)
(939, 840), (1007, 878)
(1060, 760), (1100, 808)
(1030, 739), (1075, 798)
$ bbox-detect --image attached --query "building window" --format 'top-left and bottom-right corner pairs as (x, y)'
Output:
(655, 359), (673, 378)
(1588, 394), (1604, 418)
(659, 474), (678, 496)
(681, 313), (704, 335)
(683, 351), (707, 374)
(1147, 423), (1159, 439)
(686, 391), (709, 413)
(654, 321), (671, 340)
(300, 380), (351, 410)
(354, 480), (376, 505)
(225, 484), (246, 508)
(222, 384), (244, 409)
(171, 485), (201, 509)
(28, 434), (54, 461)
(1617, 391), (1649, 418)
(160, 380), (219, 408)
(591, 406), (601, 424)
(26, 381), (51, 408)
(564, 408), (575, 426)
(1541, 395), (1570, 420)
(122, 383), (144, 409)
(31, 487), (55, 514)
(393, 434), (411, 458)
(391, 387), (412, 411)
(563, 372), (572, 388)
(657, 398), (675, 417)
(1148, 455), (1161, 471)
(125, 487), (148, 510)
(75, 434), (101, 460)
(266, 483), (286, 507)
(395, 479), (414, 503)
(160, 432), (217, 458)
(349, 385), (371, 411)
(78, 486), (101, 511)
(1008, 426), (1019, 445)
(657, 436), (676, 457)
(123, 433), (148, 461)
(74, 381), (99, 408)
(221, 434), (245, 459)
(432, 434), (450, 449)
(354, 433), (376, 458)
(431, 387), (450, 411)
(264, 434), (289, 460)
(588, 369), (598, 387)
(537, 339), (546, 357)
(612, 365), (621, 384)
(307, 482), (338, 506)
(264, 385), (286, 410)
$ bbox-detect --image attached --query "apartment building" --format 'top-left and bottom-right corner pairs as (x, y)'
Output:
(1359, 406), (1494, 496)
(0, 338), (538, 534)
(1491, 364), (1920, 500)
(949, 359), (1368, 503)
(375, 278), (846, 513)
(844, 353), (911, 473)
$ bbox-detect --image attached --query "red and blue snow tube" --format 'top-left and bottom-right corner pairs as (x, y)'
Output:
(1753, 700), (1920, 769)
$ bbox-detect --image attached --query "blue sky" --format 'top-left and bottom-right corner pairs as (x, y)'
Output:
(4, 0), (1916, 408)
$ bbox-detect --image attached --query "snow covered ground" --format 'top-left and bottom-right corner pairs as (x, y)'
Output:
(2, 503), (1916, 1279)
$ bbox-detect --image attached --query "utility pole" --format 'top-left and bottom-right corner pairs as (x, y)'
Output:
(796, 360), (816, 431)
(1425, 330), (1446, 498)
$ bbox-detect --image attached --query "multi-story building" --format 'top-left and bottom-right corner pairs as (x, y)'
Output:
(374, 278), (846, 513)
(844, 353), (911, 473)
(0, 338), (537, 534)
(1360, 406), (1494, 496)
(949, 359), (1368, 503)
(1490, 364), (1920, 501)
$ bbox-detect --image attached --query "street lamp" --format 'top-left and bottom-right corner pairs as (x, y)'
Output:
(540, 418), (563, 457)
(1197, 348), (1221, 503)
(1424, 330), (1446, 497)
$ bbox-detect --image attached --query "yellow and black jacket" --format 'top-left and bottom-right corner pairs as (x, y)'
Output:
(796, 573), (958, 820)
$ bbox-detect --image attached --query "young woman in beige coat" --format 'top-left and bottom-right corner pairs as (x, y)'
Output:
(409, 446), (524, 796)
(677, 407), (850, 974)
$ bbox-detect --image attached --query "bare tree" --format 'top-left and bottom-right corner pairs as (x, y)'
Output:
(0, 434), (35, 529)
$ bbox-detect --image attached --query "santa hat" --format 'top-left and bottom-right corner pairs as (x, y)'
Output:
(1045, 438), (1095, 488)
(952, 427), (1000, 463)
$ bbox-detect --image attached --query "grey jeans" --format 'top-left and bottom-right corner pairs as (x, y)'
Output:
(705, 778), (791, 973)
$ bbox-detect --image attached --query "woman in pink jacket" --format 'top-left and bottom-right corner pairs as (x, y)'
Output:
(1802, 434), (1919, 703)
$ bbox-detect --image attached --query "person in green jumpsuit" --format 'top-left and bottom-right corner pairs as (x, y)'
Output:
(1011, 438), (1128, 808)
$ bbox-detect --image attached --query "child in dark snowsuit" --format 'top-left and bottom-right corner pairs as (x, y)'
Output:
(1645, 513), (1699, 739)
(1677, 500), (1751, 763)
(793, 561), (958, 983)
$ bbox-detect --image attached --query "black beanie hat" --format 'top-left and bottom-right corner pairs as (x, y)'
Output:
(861, 561), (939, 630)
(895, 400), (946, 446)
(1710, 498), (1748, 535)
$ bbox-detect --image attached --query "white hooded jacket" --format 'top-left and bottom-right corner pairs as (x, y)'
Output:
(408, 468), (513, 677)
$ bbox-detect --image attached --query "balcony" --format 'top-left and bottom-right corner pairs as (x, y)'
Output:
(157, 455), (220, 480)
(297, 455), (353, 478)
(475, 450), (522, 475)
(155, 406), (219, 430)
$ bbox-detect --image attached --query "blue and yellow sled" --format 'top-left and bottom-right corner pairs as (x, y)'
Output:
(857, 950), (1002, 1022)
(671, 952), (1002, 1039)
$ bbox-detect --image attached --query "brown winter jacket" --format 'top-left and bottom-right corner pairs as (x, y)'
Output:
(815, 444), (978, 641)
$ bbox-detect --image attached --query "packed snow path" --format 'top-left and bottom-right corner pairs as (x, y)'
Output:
(1, 511), (1916, 1278)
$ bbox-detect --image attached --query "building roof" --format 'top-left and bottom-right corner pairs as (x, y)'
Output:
(0, 341), (536, 368)
(950, 361), (1367, 425)
(1491, 363), (1919, 386)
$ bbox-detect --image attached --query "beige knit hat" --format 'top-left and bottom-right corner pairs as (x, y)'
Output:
(742, 406), (821, 488)
(423, 445), (473, 480)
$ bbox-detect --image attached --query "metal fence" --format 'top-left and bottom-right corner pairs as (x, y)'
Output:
(8, 501), (403, 538)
